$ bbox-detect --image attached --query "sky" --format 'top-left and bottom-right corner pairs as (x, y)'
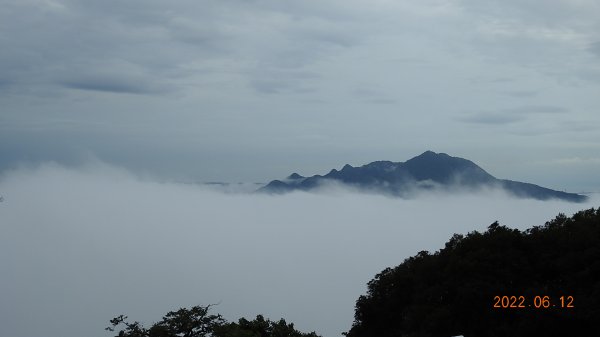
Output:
(1, 0), (599, 191)
(1, 163), (598, 337)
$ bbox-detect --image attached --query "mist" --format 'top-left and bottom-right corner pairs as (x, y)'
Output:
(0, 162), (597, 337)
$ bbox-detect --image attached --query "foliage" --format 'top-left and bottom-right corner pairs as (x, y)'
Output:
(106, 304), (225, 337)
(215, 315), (321, 337)
(106, 305), (321, 337)
(345, 207), (600, 337)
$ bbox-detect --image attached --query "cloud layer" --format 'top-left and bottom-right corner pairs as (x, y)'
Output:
(1, 163), (598, 337)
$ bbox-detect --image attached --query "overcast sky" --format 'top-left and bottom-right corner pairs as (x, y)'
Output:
(1, 0), (600, 190)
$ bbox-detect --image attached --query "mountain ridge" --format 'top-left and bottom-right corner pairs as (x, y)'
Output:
(258, 151), (587, 202)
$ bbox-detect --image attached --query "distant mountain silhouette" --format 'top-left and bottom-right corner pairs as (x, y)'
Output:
(258, 151), (587, 202)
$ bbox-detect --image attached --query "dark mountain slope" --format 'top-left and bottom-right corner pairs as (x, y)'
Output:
(258, 151), (586, 202)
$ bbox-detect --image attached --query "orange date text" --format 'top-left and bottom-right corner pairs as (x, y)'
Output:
(493, 295), (574, 309)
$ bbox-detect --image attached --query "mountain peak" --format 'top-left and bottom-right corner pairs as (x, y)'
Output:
(409, 150), (449, 161)
(287, 173), (304, 179)
(401, 151), (492, 184)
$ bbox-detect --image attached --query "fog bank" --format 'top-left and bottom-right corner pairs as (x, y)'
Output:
(0, 163), (597, 337)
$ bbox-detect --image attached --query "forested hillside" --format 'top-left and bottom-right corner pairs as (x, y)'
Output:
(106, 208), (600, 337)
(345, 208), (600, 337)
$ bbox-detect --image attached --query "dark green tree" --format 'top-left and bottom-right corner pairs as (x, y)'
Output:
(106, 304), (225, 337)
(214, 315), (320, 337)
(107, 305), (321, 337)
(345, 207), (600, 337)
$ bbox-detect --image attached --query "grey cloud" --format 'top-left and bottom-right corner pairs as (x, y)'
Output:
(457, 0), (599, 85)
(490, 78), (515, 83)
(0, 1), (190, 95)
(310, 30), (356, 48)
(459, 0), (597, 26)
(352, 87), (381, 97)
(506, 118), (600, 138)
(251, 79), (317, 95)
(0, 78), (14, 89)
(457, 114), (524, 125)
(352, 87), (397, 105)
(61, 75), (171, 95)
(505, 105), (568, 114)
(250, 70), (319, 94)
(590, 42), (600, 58)
(290, 22), (360, 49)
(467, 76), (514, 85)
(577, 69), (600, 84)
(503, 90), (538, 98)
(0, 1), (250, 96)
(242, 15), (361, 94)
(560, 120), (600, 133)
(390, 57), (430, 65)
(0, 0), (362, 98)
(457, 105), (567, 125)
(365, 98), (397, 105)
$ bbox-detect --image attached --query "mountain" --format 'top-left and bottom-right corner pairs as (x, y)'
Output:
(258, 151), (587, 202)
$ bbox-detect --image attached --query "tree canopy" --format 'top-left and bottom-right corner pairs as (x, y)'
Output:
(106, 304), (321, 337)
(345, 207), (600, 337)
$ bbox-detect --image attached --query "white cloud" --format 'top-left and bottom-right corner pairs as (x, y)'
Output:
(1, 162), (597, 337)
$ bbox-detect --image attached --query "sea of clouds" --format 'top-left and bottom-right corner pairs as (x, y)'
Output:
(1, 162), (597, 337)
